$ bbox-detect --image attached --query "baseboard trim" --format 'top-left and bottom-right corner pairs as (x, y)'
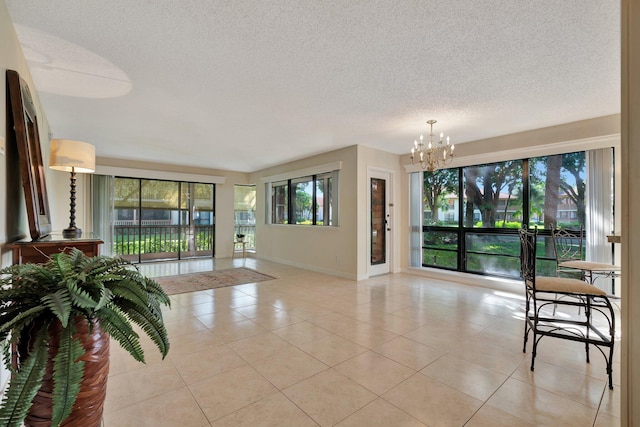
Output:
(403, 267), (522, 296)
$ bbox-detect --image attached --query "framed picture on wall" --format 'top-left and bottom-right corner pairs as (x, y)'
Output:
(7, 69), (51, 240)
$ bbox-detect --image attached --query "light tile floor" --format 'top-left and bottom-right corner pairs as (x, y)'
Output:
(103, 257), (621, 427)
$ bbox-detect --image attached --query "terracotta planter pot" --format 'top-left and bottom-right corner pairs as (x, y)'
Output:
(24, 317), (110, 427)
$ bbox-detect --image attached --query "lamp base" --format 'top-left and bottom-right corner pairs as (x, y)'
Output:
(62, 227), (82, 239)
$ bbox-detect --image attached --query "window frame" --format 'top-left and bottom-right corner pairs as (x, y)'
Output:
(414, 150), (604, 279)
(111, 176), (216, 263)
(264, 162), (340, 227)
(271, 180), (289, 224)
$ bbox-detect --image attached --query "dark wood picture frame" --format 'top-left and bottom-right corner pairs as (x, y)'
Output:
(7, 69), (52, 240)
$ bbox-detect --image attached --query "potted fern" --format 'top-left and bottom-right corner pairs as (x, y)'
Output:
(0, 249), (170, 427)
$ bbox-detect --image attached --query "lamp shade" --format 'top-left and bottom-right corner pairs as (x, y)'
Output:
(49, 139), (96, 173)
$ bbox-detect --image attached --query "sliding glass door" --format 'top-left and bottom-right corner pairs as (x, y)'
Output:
(182, 182), (215, 258)
(111, 177), (215, 262)
(139, 179), (179, 261)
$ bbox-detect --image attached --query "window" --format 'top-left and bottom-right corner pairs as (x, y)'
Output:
(266, 169), (339, 226)
(292, 177), (314, 224)
(463, 160), (523, 228)
(112, 177), (215, 262)
(422, 169), (460, 269)
(423, 169), (459, 226)
(412, 150), (603, 279)
(271, 181), (288, 224)
(235, 185), (256, 248)
(529, 152), (586, 229)
(315, 173), (333, 225)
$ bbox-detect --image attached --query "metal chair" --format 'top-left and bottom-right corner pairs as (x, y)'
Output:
(552, 228), (621, 285)
(551, 227), (587, 280)
(519, 228), (615, 389)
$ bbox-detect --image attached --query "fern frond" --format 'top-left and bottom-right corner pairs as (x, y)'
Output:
(77, 275), (104, 296)
(1, 264), (57, 294)
(94, 287), (112, 312)
(0, 306), (45, 335)
(0, 328), (49, 427)
(82, 255), (130, 279)
(0, 303), (36, 331)
(53, 252), (74, 277)
(96, 307), (144, 362)
(108, 281), (148, 308)
(41, 289), (72, 327)
(76, 271), (87, 283)
(65, 281), (98, 310)
(51, 325), (85, 427)
(143, 276), (170, 302)
(67, 248), (87, 272)
(0, 285), (42, 305)
(1, 340), (14, 375)
(117, 300), (170, 358)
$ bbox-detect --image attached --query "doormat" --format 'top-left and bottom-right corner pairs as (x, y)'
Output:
(154, 267), (275, 295)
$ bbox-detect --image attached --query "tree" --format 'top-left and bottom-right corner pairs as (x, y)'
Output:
(114, 179), (180, 208)
(501, 177), (521, 227)
(114, 178), (140, 206)
(423, 169), (458, 225)
(531, 152), (586, 229)
(463, 161), (522, 227)
(543, 155), (562, 229)
(560, 152), (586, 228)
(527, 157), (546, 225)
(528, 153), (585, 256)
(533, 154), (563, 258)
(295, 183), (312, 223)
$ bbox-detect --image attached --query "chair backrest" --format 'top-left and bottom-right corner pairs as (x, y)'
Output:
(518, 228), (537, 289)
(551, 228), (584, 263)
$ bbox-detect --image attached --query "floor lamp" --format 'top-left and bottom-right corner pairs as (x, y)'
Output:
(49, 139), (96, 238)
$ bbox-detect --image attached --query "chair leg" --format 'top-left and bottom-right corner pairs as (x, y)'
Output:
(584, 298), (592, 364)
(530, 302), (539, 372)
(607, 351), (614, 390)
(527, 307), (542, 372)
(523, 297), (530, 353)
(606, 300), (616, 390)
(530, 331), (538, 372)
(523, 320), (532, 354)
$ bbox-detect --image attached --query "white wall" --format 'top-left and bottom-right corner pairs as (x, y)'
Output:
(356, 145), (405, 279)
(0, 0), (53, 393)
(402, 114), (620, 172)
(1, 3), (37, 264)
(249, 144), (405, 280)
(251, 146), (359, 279)
(0, 3), (80, 251)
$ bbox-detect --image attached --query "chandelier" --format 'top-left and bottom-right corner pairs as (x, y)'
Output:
(410, 119), (454, 172)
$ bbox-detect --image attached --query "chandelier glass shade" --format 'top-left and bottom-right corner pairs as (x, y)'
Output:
(410, 119), (454, 172)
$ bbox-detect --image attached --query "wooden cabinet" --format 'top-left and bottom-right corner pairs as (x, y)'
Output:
(6, 233), (103, 265)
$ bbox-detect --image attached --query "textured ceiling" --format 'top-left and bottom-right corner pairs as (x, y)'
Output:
(6, 1), (620, 173)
